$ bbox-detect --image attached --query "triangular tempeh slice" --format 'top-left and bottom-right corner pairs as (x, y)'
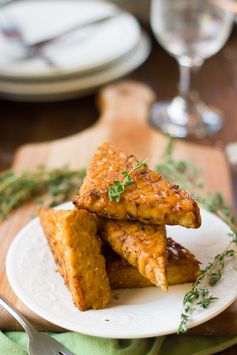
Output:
(74, 143), (201, 228)
(39, 208), (111, 311)
(103, 237), (200, 289)
(99, 219), (168, 291)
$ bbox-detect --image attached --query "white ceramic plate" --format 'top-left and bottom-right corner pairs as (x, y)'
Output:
(0, 32), (150, 102)
(0, 0), (140, 80)
(6, 202), (237, 339)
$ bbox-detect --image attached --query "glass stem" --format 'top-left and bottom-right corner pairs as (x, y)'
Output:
(178, 62), (201, 100)
(172, 62), (202, 126)
(179, 63), (192, 99)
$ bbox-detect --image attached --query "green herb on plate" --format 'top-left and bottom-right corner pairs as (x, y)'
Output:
(108, 158), (149, 203)
(178, 231), (237, 333)
(158, 139), (237, 333)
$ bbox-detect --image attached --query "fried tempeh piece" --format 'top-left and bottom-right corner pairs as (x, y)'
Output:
(74, 143), (201, 228)
(99, 219), (168, 291)
(39, 208), (111, 311)
(103, 238), (200, 289)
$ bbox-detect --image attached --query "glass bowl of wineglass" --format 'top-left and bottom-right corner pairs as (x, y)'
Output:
(150, 0), (234, 138)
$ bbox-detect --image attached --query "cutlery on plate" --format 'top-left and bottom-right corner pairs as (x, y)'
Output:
(0, 13), (56, 66)
(0, 11), (121, 66)
(0, 295), (74, 355)
(28, 11), (121, 48)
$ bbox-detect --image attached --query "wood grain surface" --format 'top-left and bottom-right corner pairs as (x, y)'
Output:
(0, 81), (235, 335)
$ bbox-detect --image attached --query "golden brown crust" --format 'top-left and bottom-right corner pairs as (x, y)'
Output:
(38, 208), (111, 311)
(104, 237), (200, 289)
(99, 219), (168, 291)
(74, 143), (201, 228)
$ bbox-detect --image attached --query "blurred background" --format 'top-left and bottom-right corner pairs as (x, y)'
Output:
(1, 3), (237, 352)
(0, 0), (237, 198)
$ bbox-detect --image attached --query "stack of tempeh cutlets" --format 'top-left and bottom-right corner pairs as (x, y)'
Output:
(39, 143), (201, 311)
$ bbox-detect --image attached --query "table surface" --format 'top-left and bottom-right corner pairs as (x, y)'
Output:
(0, 25), (237, 353)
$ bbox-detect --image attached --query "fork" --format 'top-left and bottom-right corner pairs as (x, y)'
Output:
(0, 295), (74, 355)
(0, 11), (120, 66)
(0, 13), (56, 66)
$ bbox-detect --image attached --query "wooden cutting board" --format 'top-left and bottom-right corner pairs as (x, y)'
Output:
(0, 81), (236, 335)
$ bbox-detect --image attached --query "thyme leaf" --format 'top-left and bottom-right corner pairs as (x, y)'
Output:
(108, 158), (149, 203)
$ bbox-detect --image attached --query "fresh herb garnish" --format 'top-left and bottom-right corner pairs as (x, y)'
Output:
(156, 138), (204, 191)
(158, 139), (237, 333)
(108, 159), (149, 203)
(195, 193), (237, 235)
(178, 231), (237, 333)
(0, 166), (86, 220)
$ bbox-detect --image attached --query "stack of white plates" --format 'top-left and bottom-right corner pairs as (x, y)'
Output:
(0, 0), (151, 101)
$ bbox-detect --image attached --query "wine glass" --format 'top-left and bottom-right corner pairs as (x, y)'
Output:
(150, 0), (234, 138)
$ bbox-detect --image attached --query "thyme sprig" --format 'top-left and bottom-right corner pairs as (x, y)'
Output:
(196, 193), (237, 235)
(178, 231), (237, 333)
(178, 288), (218, 333)
(158, 139), (237, 333)
(156, 139), (204, 191)
(108, 159), (149, 203)
(0, 166), (86, 220)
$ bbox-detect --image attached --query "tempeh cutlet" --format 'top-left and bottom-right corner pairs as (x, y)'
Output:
(103, 237), (200, 289)
(99, 219), (168, 291)
(73, 143), (201, 228)
(38, 208), (111, 311)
